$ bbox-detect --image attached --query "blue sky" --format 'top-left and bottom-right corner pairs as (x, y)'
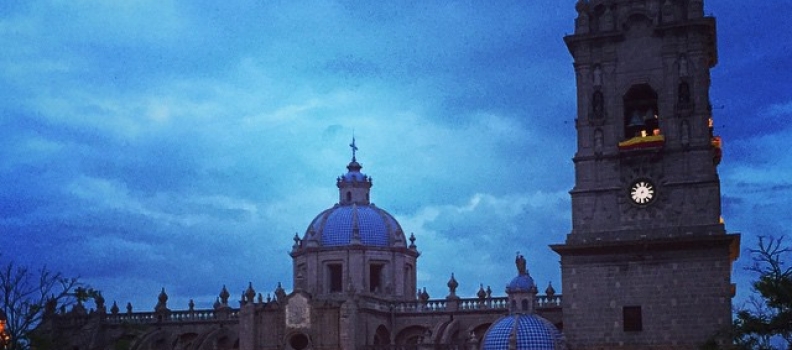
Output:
(1, 1), (790, 311)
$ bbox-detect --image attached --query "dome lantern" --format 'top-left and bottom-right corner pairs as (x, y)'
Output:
(337, 137), (372, 206)
(291, 140), (418, 300)
(300, 139), (406, 249)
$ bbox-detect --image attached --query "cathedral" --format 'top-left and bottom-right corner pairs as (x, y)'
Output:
(35, 0), (740, 349)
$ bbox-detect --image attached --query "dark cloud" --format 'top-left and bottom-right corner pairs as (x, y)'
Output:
(0, 0), (787, 310)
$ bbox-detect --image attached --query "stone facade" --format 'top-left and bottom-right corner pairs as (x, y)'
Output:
(33, 153), (563, 350)
(35, 282), (562, 350)
(552, 0), (739, 348)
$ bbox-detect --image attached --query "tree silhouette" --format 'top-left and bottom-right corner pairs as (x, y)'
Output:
(0, 256), (98, 350)
(733, 236), (792, 349)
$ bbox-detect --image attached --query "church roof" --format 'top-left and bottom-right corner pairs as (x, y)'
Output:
(306, 204), (403, 247)
(300, 138), (406, 248)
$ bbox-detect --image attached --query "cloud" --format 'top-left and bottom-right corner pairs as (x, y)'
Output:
(399, 191), (568, 298)
(767, 100), (792, 118)
(0, 0), (788, 313)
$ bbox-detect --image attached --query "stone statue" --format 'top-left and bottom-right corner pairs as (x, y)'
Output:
(515, 253), (527, 275)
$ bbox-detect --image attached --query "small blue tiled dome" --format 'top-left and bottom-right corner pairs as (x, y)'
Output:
(482, 314), (565, 350)
(305, 204), (404, 247)
(507, 274), (536, 293)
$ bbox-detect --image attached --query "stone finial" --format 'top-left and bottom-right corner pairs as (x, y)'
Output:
(446, 273), (459, 299)
(219, 285), (230, 305)
(245, 282), (256, 303)
(477, 284), (487, 300)
(545, 282), (556, 297)
(157, 288), (168, 303)
(257, 293), (263, 303)
(188, 299), (195, 311)
(274, 282), (287, 301)
(574, 1), (590, 35)
(213, 297), (221, 310)
(126, 302), (133, 314)
(486, 286), (492, 298)
(110, 301), (119, 314)
(409, 233), (417, 249)
(155, 288), (169, 312)
(292, 233), (301, 250)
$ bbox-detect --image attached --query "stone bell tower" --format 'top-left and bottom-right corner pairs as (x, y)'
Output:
(551, 0), (740, 348)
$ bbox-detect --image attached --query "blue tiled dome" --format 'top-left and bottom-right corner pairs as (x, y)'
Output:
(507, 274), (536, 293)
(305, 204), (404, 247)
(482, 314), (564, 350)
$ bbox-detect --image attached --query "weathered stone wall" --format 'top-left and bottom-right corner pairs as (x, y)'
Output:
(559, 240), (735, 349)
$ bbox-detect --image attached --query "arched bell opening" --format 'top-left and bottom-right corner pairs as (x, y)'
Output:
(623, 84), (660, 139)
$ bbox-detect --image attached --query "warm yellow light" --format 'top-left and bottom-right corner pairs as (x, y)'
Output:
(711, 136), (722, 148)
(0, 319), (8, 345)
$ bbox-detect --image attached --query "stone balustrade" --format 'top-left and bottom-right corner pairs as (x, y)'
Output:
(49, 294), (560, 326)
(357, 294), (561, 314)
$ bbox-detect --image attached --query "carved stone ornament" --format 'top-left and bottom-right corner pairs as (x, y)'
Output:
(285, 294), (311, 329)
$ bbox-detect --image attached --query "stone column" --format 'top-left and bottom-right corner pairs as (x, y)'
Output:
(238, 302), (256, 350)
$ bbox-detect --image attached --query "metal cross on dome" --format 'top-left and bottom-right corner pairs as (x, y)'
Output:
(350, 136), (358, 162)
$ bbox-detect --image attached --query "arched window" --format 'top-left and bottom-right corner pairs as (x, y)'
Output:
(373, 325), (391, 346)
(623, 84), (660, 139)
(369, 264), (384, 293)
(521, 299), (530, 311)
(678, 81), (691, 105)
(346, 191), (352, 203)
(327, 264), (343, 292)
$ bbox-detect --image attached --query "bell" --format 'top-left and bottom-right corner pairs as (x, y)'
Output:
(628, 111), (645, 127)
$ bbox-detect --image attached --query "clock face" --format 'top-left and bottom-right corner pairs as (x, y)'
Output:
(629, 179), (656, 205)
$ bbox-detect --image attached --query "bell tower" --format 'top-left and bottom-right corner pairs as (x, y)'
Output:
(552, 0), (740, 348)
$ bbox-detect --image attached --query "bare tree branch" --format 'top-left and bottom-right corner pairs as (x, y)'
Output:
(0, 255), (95, 350)
(734, 235), (792, 349)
